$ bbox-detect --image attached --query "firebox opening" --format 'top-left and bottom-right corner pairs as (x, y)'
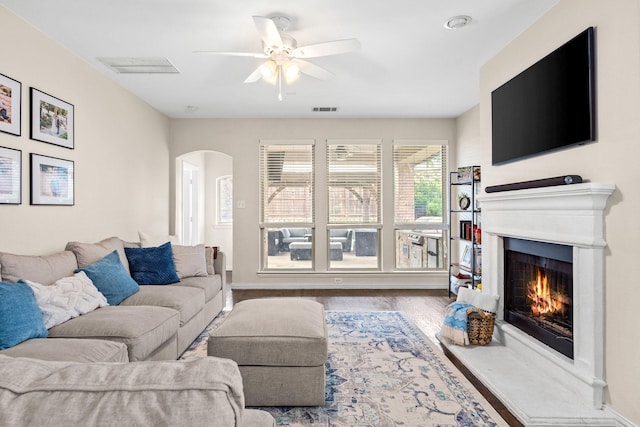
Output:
(504, 238), (574, 359)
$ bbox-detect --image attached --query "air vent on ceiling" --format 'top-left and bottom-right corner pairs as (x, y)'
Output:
(97, 57), (180, 74)
(312, 107), (338, 112)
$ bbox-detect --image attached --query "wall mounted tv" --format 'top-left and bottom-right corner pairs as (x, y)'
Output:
(491, 27), (596, 165)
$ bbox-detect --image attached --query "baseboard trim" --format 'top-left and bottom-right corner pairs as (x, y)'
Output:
(231, 282), (448, 290)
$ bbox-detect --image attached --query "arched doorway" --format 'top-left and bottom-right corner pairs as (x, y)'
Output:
(177, 150), (233, 270)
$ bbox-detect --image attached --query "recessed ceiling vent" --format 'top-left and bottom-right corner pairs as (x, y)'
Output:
(97, 57), (180, 74)
(312, 107), (338, 112)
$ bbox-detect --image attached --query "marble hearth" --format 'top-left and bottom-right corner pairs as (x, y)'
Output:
(439, 183), (619, 426)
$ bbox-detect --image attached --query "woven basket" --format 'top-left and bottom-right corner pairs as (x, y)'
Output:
(466, 307), (496, 345)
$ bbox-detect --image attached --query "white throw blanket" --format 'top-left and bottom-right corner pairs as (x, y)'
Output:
(24, 271), (108, 329)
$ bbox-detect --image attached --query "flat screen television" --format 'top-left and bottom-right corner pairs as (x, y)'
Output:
(491, 27), (596, 165)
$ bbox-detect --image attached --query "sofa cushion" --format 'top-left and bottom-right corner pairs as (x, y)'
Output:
(177, 275), (221, 303)
(0, 251), (78, 285)
(0, 355), (259, 427)
(0, 338), (128, 363)
(120, 285), (204, 327)
(288, 228), (310, 238)
(0, 282), (48, 350)
(172, 244), (208, 279)
(22, 271), (108, 329)
(124, 242), (180, 285)
(47, 306), (179, 362)
(65, 236), (130, 275)
(138, 231), (180, 247)
(77, 251), (139, 306)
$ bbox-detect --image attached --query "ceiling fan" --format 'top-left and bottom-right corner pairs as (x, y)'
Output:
(195, 15), (361, 100)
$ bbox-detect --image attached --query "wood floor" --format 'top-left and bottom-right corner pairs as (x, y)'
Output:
(229, 288), (523, 427)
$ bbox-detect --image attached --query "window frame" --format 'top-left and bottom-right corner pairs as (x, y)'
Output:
(392, 140), (448, 271)
(216, 175), (233, 225)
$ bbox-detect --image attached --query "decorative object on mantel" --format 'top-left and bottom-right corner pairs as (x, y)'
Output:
(485, 174), (582, 193)
(30, 88), (74, 149)
(0, 146), (21, 204)
(0, 73), (22, 137)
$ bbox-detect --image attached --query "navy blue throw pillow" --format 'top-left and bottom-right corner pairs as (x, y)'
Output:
(0, 281), (48, 349)
(77, 250), (139, 305)
(124, 242), (180, 286)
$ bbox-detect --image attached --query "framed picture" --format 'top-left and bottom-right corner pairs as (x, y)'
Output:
(460, 243), (472, 270)
(30, 153), (74, 205)
(30, 88), (74, 149)
(457, 166), (472, 183)
(0, 73), (22, 136)
(0, 146), (21, 204)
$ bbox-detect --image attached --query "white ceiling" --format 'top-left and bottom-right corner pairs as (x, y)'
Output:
(1, 0), (558, 119)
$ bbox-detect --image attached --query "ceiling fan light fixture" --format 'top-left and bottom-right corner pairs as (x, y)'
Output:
(259, 60), (277, 79)
(282, 61), (300, 83)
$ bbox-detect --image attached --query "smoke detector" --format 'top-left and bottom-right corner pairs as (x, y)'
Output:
(444, 15), (472, 30)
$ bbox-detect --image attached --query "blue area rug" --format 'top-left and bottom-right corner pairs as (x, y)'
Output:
(182, 310), (507, 426)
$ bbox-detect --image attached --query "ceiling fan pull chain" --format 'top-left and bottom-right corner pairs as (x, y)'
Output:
(278, 65), (283, 101)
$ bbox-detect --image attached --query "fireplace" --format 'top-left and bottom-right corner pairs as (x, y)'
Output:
(438, 183), (616, 424)
(503, 237), (573, 359)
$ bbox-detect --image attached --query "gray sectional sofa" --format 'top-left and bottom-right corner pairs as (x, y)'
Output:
(0, 237), (226, 361)
(0, 236), (275, 426)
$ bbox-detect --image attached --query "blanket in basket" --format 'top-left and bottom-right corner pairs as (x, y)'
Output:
(441, 301), (474, 345)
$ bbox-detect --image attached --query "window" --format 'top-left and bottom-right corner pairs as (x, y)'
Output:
(259, 140), (315, 270)
(259, 139), (449, 274)
(393, 142), (447, 270)
(327, 140), (381, 269)
(217, 175), (232, 224)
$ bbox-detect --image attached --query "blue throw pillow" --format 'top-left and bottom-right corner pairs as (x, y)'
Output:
(77, 250), (139, 305)
(124, 242), (180, 286)
(0, 281), (48, 350)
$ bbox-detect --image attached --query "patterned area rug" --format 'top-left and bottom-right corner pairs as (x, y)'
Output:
(181, 310), (508, 427)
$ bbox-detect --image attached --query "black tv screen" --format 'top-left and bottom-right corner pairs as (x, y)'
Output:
(491, 27), (596, 165)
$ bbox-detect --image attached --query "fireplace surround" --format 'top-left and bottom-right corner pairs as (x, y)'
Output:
(439, 182), (617, 426)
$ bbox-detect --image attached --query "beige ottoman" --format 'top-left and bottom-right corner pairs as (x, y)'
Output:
(208, 298), (327, 406)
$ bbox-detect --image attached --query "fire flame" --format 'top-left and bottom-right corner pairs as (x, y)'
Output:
(528, 268), (563, 316)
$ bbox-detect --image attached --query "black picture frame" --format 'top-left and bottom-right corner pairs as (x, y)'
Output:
(0, 73), (22, 137)
(0, 146), (22, 204)
(30, 88), (74, 149)
(30, 153), (74, 205)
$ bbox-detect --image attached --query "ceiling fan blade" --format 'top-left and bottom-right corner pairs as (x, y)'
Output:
(293, 38), (361, 58)
(252, 16), (283, 49)
(295, 59), (334, 81)
(244, 66), (263, 83)
(193, 51), (269, 59)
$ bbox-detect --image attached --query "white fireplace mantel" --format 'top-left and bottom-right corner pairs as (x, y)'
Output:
(480, 182), (614, 248)
(439, 183), (620, 426)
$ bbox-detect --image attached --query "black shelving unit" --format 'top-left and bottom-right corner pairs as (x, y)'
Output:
(448, 167), (481, 297)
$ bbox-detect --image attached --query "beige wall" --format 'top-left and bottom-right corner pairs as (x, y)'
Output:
(456, 0), (640, 422)
(169, 119), (455, 286)
(0, 7), (170, 255)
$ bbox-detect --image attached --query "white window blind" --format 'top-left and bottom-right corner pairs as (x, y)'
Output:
(260, 141), (315, 223)
(393, 142), (447, 224)
(327, 141), (381, 224)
